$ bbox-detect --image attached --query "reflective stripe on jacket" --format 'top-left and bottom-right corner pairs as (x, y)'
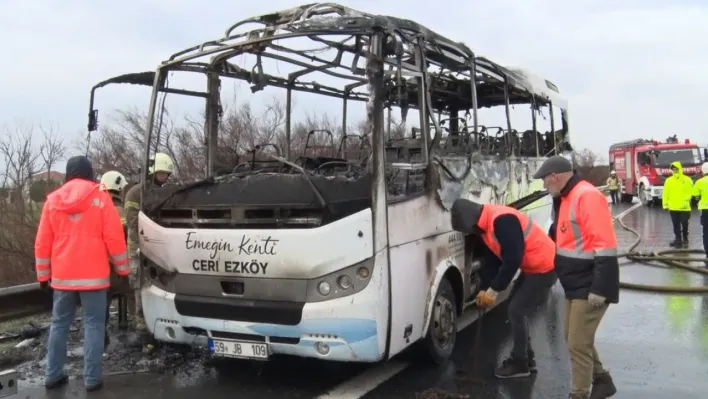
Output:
(478, 204), (555, 274)
(34, 179), (130, 290)
(693, 176), (708, 211)
(662, 161), (694, 211)
(553, 176), (620, 303)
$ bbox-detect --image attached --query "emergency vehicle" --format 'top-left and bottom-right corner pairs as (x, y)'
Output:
(608, 137), (708, 206)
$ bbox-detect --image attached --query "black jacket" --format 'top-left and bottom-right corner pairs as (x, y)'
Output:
(549, 175), (620, 303)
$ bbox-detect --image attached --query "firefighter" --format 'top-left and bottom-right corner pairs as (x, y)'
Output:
(533, 155), (619, 399)
(124, 152), (174, 332)
(663, 161), (694, 248)
(606, 171), (619, 205)
(693, 163), (708, 257)
(35, 155), (129, 392)
(98, 170), (129, 347)
(451, 199), (556, 379)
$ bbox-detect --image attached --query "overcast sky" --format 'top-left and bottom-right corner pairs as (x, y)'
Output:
(1, 0), (707, 171)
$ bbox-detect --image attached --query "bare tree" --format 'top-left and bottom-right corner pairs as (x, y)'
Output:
(38, 123), (67, 179)
(0, 123), (40, 207)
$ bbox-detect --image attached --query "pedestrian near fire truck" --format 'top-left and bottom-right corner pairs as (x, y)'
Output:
(533, 155), (619, 399)
(693, 163), (708, 257)
(34, 155), (130, 392)
(606, 171), (619, 205)
(663, 161), (695, 248)
(450, 199), (556, 379)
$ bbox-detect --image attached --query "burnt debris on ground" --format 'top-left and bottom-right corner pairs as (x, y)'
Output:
(0, 304), (214, 386)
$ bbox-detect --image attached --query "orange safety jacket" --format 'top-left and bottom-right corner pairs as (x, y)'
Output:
(552, 176), (620, 303)
(478, 204), (556, 274)
(34, 179), (130, 290)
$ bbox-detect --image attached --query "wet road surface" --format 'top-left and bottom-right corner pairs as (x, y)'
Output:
(9, 202), (708, 399)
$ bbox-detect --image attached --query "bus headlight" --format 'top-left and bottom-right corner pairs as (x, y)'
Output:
(306, 257), (375, 303)
(337, 275), (352, 289)
(318, 281), (331, 296)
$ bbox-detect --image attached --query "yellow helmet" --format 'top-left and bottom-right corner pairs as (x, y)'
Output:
(99, 170), (128, 192)
(148, 152), (174, 174)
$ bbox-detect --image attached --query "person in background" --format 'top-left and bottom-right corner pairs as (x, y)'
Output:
(693, 163), (708, 258)
(533, 155), (619, 399)
(123, 152), (174, 333)
(606, 171), (620, 205)
(98, 170), (130, 348)
(663, 161), (695, 248)
(34, 156), (129, 392)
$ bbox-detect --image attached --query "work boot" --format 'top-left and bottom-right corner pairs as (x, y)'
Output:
(45, 374), (68, 390)
(668, 239), (681, 248)
(590, 371), (617, 398)
(681, 240), (689, 249)
(569, 393), (589, 399)
(494, 355), (531, 379)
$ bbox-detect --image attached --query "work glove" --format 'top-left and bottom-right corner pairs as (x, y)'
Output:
(39, 281), (51, 292)
(475, 288), (498, 309)
(588, 293), (606, 308)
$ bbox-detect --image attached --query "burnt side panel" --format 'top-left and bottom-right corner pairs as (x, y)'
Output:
(174, 294), (304, 325)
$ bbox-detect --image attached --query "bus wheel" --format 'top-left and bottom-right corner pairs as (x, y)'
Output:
(422, 278), (458, 364)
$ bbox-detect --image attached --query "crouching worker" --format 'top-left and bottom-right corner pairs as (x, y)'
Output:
(451, 198), (556, 379)
(99, 170), (130, 348)
(34, 156), (129, 392)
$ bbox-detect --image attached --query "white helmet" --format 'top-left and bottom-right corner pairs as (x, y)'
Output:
(702, 162), (708, 175)
(148, 152), (174, 174)
(99, 171), (128, 192)
(610, 170), (616, 175)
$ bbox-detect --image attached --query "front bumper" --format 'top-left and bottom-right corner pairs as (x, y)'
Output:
(141, 267), (386, 362)
(650, 186), (663, 199)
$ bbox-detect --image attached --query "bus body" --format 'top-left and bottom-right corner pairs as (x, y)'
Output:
(87, 3), (572, 363)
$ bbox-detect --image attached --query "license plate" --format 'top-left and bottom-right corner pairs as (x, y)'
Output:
(209, 338), (269, 360)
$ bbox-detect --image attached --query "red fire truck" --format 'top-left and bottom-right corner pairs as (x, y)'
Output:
(608, 136), (707, 206)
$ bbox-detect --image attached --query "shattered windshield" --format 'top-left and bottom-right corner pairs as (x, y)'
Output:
(653, 149), (701, 167)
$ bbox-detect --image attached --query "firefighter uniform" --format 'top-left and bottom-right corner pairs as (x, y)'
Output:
(451, 200), (556, 379)
(99, 171), (130, 343)
(124, 152), (174, 331)
(663, 161), (695, 248)
(606, 171), (619, 205)
(693, 163), (708, 256)
(534, 156), (619, 399)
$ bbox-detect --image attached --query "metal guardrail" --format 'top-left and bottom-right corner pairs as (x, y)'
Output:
(0, 282), (53, 322)
(0, 369), (18, 398)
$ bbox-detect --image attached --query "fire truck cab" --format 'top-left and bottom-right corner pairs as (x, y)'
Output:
(609, 137), (707, 206)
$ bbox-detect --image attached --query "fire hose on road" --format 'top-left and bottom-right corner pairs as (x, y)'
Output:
(615, 204), (708, 294)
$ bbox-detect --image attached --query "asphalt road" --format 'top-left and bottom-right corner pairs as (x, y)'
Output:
(9, 202), (708, 399)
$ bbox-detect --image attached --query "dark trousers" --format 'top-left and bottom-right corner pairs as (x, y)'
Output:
(670, 210), (690, 241)
(508, 270), (557, 360)
(609, 190), (618, 204)
(701, 210), (708, 256)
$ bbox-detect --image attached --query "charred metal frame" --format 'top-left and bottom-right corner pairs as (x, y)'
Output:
(85, 3), (570, 212)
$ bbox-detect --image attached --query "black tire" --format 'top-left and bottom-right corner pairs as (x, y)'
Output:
(421, 277), (458, 364)
(621, 193), (633, 204)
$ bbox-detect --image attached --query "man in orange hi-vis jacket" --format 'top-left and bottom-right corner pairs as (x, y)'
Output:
(533, 155), (620, 399)
(34, 155), (129, 393)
